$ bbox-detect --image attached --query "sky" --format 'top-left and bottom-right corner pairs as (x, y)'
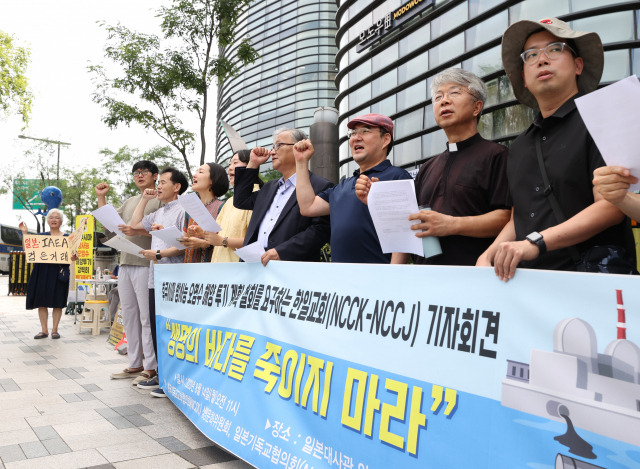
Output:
(1, 0), (208, 228)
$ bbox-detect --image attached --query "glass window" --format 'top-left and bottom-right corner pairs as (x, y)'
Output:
(372, 43), (399, 74)
(349, 82), (372, 108)
(485, 78), (499, 108)
(397, 80), (427, 112)
(508, 0), (569, 25)
(424, 104), (436, 129)
(431, 2), (468, 40)
(465, 11), (507, 50)
(395, 109), (423, 139)
(352, 12), (373, 39)
(371, 70), (397, 98)
(469, 0), (503, 17)
(572, 12), (635, 45)
(339, 141), (349, 163)
(399, 50), (428, 84)
(422, 129), (448, 158)
(633, 49), (640, 77)
(601, 49), (631, 83)
(498, 76), (515, 103)
(577, 0), (636, 8)
(477, 111), (493, 140)
(491, 105), (535, 139)
(349, 60), (372, 86)
(339, 95), (349, 114)
(393, 137), (422, 166)
(429, 33), (464, 69)
(399, 24), (430, 58)
(370, 94), (397, 116)
(462, 45), (502, 78)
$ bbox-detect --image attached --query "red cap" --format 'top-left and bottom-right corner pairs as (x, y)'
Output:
(347, 113), (393, 133)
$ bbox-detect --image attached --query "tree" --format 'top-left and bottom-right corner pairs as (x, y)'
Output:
(0, 30), (33, 125)
(0, 144), (181, 231)
(89, 0), (259, 178)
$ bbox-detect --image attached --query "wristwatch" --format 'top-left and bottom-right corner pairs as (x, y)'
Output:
(222, 237), (229, 248)
(155, 250), (162, 260)
(526, 232), (546, 256)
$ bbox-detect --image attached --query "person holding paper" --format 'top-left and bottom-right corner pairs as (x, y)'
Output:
(593, 166), (640, 221)
(180, 162), (229, 263)
(95, 160), (161, 382)
(477, 18), (632, 280)
(20, 209), (77, 340)
(129, 166), (187, 396)
(233, 128), (332, 266)
(295, 114), (411, 263)
(356, 69), (510, 266)
(198, 150), (263, 262)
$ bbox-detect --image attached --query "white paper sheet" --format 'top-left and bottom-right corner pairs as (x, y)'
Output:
(91, 204), (126, 237)
(177, 192), (222, 233)
(575, 75), (640, 191)
(234, 242), (266, 263)
(367, 179), (422, 256)
(150, 226), (187, 250)
(103, 236), (145, 258)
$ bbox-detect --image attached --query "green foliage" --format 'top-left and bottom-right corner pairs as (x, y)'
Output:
(89, 0), (259, 176)
(0, 30), (33, 125)
(261, 169), (282, 183)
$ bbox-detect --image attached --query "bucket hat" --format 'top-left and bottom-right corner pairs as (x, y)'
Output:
(501, 17), (604, 109)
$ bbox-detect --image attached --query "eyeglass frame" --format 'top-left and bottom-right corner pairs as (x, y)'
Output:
(132, 170), (152, 177)
(271, 142), (295, 151)
(347, 127), (388, 139)
(520, 41), (577, 65)
(433, 86), (480, 104)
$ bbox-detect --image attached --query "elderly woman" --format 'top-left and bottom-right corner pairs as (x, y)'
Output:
(19, 209), (76, 339)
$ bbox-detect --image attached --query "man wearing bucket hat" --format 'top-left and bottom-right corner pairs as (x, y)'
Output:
(293, 113), (412, 263)
(478, 18), (630, 280)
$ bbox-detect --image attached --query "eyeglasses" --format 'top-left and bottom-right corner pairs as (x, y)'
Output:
(271, 142), (295, 151)
(433, 87), (477, 103)
(132, 170), (151, 177)
(347, 128), (379, 139)
(520, 42), (576, 64)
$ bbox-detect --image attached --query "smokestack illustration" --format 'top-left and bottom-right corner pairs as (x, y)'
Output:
(616, 289), (626, 340)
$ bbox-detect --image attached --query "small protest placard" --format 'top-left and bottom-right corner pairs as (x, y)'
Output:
(23, 235), (71, 264)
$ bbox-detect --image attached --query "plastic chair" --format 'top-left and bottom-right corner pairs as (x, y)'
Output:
(77, 300), (110, 335)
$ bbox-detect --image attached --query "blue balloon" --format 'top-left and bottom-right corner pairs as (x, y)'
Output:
(40, 186), (63, 210)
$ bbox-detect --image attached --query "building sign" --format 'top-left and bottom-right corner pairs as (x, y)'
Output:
(357, 0), (435, 52)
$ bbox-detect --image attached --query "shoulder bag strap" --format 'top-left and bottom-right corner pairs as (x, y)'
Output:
(535, 138), (581, 263)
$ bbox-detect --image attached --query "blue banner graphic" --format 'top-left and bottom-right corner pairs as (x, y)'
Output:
(155, 262), (640, 468)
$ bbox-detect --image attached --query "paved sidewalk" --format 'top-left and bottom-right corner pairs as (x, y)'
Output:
(0, 278), (252, 469)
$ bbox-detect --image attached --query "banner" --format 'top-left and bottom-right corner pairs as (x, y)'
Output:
(155, 262), (640, 469)
(74, 214), (94, 282)
(23, 234), (71, 264)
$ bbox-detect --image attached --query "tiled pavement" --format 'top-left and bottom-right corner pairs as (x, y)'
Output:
(0, 277), (253, 469)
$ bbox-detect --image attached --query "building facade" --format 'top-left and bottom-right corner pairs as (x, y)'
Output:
(336, 0), (640, 179)
(215, 0), (339, 167)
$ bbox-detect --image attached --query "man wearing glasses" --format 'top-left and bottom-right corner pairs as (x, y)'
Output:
(95, 161), (161, 383)
(233, 128), (332, 266)
(478, 18), (631, 280)
(294, 114), (411, 263)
